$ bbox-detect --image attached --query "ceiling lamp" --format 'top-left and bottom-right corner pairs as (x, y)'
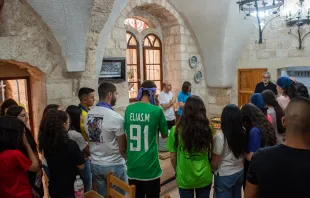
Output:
(285, 0), (310, 50)
(237, 0), (285, 44)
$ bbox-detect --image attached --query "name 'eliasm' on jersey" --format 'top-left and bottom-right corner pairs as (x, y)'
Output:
(130, 113), (150, 122)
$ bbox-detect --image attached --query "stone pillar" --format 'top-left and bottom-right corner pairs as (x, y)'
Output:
(208, 87), (232, 118)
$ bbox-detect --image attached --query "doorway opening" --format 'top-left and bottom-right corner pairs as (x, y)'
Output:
(0, 60), (46, 138)
(0, 77), (34, 133)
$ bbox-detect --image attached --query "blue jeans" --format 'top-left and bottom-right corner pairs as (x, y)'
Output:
(214, 169), (244, 198)
(91, 163), (128, 196)
(80, 159), (92, 192)
(179, 184), (212, 198)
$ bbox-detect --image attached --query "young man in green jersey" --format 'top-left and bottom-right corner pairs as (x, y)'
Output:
(124, 80), (168, 198)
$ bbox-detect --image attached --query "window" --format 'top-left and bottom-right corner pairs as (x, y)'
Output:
(143, 34), (163, 93)
(126, 32), (140, 101)
(124, 18), (150, 32)
(125, 18), (163, 102)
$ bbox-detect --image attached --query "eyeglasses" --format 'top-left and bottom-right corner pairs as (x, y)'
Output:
(263, 76), (270, 79)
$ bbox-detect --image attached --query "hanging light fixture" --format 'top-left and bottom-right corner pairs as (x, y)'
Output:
(237, 0), (285, 44)
(285, 0), (310, 50)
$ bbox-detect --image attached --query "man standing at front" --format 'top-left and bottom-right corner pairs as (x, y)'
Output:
(85, 82), (127, 196)
(254, 72), (278, 95)
(124, 80), (168, 198)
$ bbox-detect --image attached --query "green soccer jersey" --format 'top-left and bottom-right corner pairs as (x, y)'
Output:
(124, 102), (168, 180)
(166, 126), (213, 189)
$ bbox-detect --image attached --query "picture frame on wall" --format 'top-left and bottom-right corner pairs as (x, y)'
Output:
(99, 57), (126, 82)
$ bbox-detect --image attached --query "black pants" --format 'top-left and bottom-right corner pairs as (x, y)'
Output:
(167, 120), (175, 130)
(129, 178), (160, 198)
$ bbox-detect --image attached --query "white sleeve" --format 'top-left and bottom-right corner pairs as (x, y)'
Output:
(213, 132), (224, 155)
(68, 131), (88, 151)
(158, 93), (166, 104)
(114, 114), (125, 137)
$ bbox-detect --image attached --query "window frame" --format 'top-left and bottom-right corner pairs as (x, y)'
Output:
(143, 34), (163, 92)
(126, 31), (141, 102)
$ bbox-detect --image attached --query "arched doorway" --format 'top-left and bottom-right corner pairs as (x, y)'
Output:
(0, 60), (46, 138)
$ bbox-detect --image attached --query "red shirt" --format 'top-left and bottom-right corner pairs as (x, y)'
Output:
(0, 150), (32, 198)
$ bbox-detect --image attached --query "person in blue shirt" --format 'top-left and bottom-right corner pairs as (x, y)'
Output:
(241, 103), (276, 189)
(177, 81), (191, 119)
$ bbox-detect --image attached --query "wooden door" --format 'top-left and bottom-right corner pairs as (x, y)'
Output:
(238, 69), (267, 107)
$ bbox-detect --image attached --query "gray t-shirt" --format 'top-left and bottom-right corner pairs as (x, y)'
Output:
(68, 130), (88, 151)
(213, 131), (243, 176)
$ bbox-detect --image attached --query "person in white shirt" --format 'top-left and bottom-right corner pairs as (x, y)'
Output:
(158, 81), (176, 128)
(211, 104), (245, 198)
(158, 81), (176, 151)
(85, 82), (127, 196)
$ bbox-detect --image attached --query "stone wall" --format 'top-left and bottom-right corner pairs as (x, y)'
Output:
(0, 0), (85, 132)
(101, 0), (208, 114)
(233, 16), (310, 105)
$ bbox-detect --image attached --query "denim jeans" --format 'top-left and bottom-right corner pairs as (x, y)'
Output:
(214, 169), (244, 198)
(80, 159), (92, 192)
(179, 184), (212, 198)
(91, 163), (128, 196)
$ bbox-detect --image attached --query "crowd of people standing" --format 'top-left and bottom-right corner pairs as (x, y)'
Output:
(0, 73), (310, 198)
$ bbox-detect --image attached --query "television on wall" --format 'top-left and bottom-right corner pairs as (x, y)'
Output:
(99, 57), (126, 82)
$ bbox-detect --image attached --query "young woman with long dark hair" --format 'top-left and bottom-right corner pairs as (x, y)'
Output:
(167, 95), (213, 198)
(38, 110), (85, 198)
(241, 103), (277, 188)
(0, 116), (40, 198)
(6, 105), (44, 197)
(262, 90), (286, 144)
(276, 77), (296, 110)
(66, 105), (91, 192)
(211, 104), (245, 198)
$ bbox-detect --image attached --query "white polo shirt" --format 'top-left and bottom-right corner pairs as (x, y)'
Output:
(84, 106), (125, 166)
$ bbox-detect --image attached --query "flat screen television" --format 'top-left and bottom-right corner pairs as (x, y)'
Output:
(99, 57), (126, 81)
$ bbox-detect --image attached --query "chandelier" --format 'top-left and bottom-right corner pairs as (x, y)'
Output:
(285, 0), (310, 50)
(237, 0), (285, 44)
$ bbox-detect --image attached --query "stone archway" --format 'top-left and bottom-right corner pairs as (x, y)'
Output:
(0, 60), (46, 137)
(88, 0), (208, 114)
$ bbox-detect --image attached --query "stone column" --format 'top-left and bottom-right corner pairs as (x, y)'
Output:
(208, 87), (232, 118)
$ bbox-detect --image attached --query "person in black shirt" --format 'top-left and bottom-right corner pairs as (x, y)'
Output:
(38, 110), (85, 198)
(245, 97), (310, 198)
(254, 72), (278, 95)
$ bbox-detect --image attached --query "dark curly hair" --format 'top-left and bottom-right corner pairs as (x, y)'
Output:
(294, 82), (309, 98)
(174, 96), (213, 156)
(0, 98), (18, 115)
(241, 103), (276, 147)
(38, 110), (69, 155)
(262, 90), (285, 134)
(0, 116), (25, 152)
(221, 104), (245, 159)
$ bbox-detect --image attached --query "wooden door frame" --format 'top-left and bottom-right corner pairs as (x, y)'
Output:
(0, 76), (34, 134)
(238, 68), (268, 107)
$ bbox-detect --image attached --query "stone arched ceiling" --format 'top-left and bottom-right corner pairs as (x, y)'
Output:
(25, 0), (254, 88)
(169, 0), (253, 87)
(27, 0), (94, 72)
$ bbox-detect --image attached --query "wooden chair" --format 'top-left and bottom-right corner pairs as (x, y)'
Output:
(107, 172), (136, 198)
